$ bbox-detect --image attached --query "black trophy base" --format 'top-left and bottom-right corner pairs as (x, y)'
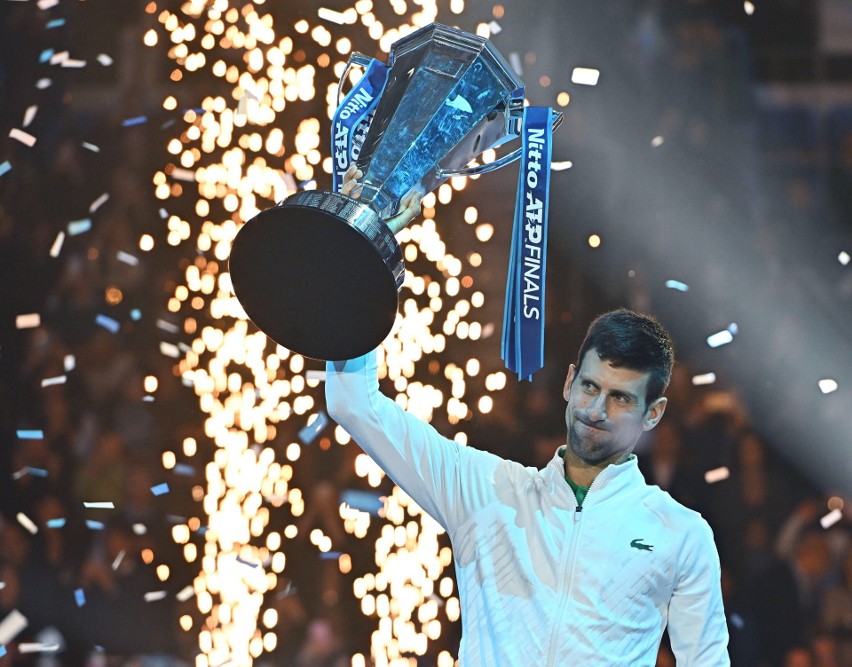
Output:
(228, 192), (404, 361)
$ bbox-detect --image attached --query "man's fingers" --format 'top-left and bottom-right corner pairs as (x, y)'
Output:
(386, 189), (423, 235)
(340, 168), (364, 197)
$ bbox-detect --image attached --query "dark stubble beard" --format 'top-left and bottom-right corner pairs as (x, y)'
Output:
(567, 414), (616, 466)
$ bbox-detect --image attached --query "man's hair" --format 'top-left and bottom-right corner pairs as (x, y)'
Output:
(576, 309), (675, 406)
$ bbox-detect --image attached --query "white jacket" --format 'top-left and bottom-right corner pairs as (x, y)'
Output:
(326, 351), (730, 666)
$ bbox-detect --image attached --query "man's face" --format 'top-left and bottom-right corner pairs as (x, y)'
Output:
(563, 349), (666, 467)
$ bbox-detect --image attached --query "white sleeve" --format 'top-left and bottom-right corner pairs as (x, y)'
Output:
(325, 351), (504, 532)
(668, 519), (730, 666)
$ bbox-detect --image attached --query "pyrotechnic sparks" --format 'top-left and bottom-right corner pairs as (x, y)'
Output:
(145, 0), (545, 664)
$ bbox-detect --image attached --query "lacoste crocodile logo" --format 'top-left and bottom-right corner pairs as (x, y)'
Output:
(630, 538), (653, 552)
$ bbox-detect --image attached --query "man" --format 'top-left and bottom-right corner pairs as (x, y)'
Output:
(327, 176), (729, 665)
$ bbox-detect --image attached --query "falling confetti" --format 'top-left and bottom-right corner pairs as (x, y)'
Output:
(571, 67), (600, 86)
(704, 467), (731, 484)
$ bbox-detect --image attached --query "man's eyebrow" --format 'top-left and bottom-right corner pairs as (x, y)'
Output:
(579, 374), (639, 403)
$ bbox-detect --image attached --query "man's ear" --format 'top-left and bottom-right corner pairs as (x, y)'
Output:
(563, 364), (576, 401)
(642, 397), (667, 432)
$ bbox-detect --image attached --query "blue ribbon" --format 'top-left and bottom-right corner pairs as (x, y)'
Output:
(502, 106), (554, 381)
(331, 58), (389, 193)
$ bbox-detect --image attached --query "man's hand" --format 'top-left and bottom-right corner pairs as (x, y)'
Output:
(340, 165), (422, 234)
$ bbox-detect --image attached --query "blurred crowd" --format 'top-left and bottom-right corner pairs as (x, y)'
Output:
(1, 1), (851, 667)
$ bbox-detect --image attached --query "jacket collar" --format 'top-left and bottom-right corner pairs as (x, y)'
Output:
(545, 445), (645, 507)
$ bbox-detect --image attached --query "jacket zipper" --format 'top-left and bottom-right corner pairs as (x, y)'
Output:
(545, 470), (607, 666)
(544, 498), (584, 665)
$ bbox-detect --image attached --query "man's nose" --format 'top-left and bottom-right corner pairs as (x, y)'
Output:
(587, 394), (607, 422)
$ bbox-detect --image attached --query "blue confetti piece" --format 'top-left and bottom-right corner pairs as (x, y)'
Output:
(130, 309), (142, 321)
(25, 466), (49, 477)
(86, 520), (105, 530)
(17, 429), (44, 439)
(40, 48), (54, 63)
(67, 218), (92, 235)
(122, 116), (148, 127)
(0, 645), (6, 658)
(298, 410), (329, 445)
(75, 588), (86, 607)
(161, 119), (177, 129)
(0, 161), (11, 177)
(46, 18), (66, 29)
(665, 279), (689, 292)
(46, 517), (66, 528)
(172, 463), (195, 476)
(319, 551), (342, 560)
(236, 556), (259, 568)
(195, 525), (208, 535)
(150, 482), (170, 496)
(95, 314), (120, 333)
(339, 489), (384, 516)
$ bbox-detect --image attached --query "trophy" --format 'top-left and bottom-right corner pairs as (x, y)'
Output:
(229, 22), (561, 361)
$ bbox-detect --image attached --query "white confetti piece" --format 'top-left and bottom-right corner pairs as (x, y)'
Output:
(67, 218), (92, 235)
(116, 250), (139, 266)
(49, 51), (68, 65)
(41, 375), (67, 387)
(692, 372), (716, 386)
(707, 329), (734, 348)
(0, 609), (28, 645)
(818, 379), (838, 394)
(665, 279), (689, 291)
(820, 508), (842, 529)
(61, 59), (87, 68)
(49, 231), (65, 257)
(551, 161), (573, 171)
(0, 160), (11, 177)
(36, 78), (52, 89)
(17, 512), (38, 535)
(19, 643), (60, 654)
(317, 7), (345, 24)
(651, 135), (665, 147)
(82, 142), (100, 152)
(744, 1), (755, 15)
(22, 105), (37, 128)
(37, 0), (60, 8)
(160, 342), (180, 358)
(64, 354), (75, 371)
(704, 467), (730, 484)
(144, 591), (167, 602)
(89, 193), (109, 213)
(16, 313), (41, 329)
(9, 128), (36, 147)
(170, 167), (196, 182)
(97, 53), (113, 66)
(156, 319), (180, 334)
(132, 523), (147, 535)
(509, 52), (523, 75)
(18, 643), (59, 655)
(83, 501), (115, 509)
(488, 20), (502, 34)
(176, 585), (195, 602)
(571, 67), (600, 86)
(111, 549), (125, 571)
(839, 251), (850, 266)
(306, 370), (327, 382)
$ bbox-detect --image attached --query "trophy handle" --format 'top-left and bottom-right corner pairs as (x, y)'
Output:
(436, 110), (564, 178)
(336, 52), (376, 107)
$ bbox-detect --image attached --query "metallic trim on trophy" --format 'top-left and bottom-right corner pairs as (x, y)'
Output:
(229, 22), (551, 361)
